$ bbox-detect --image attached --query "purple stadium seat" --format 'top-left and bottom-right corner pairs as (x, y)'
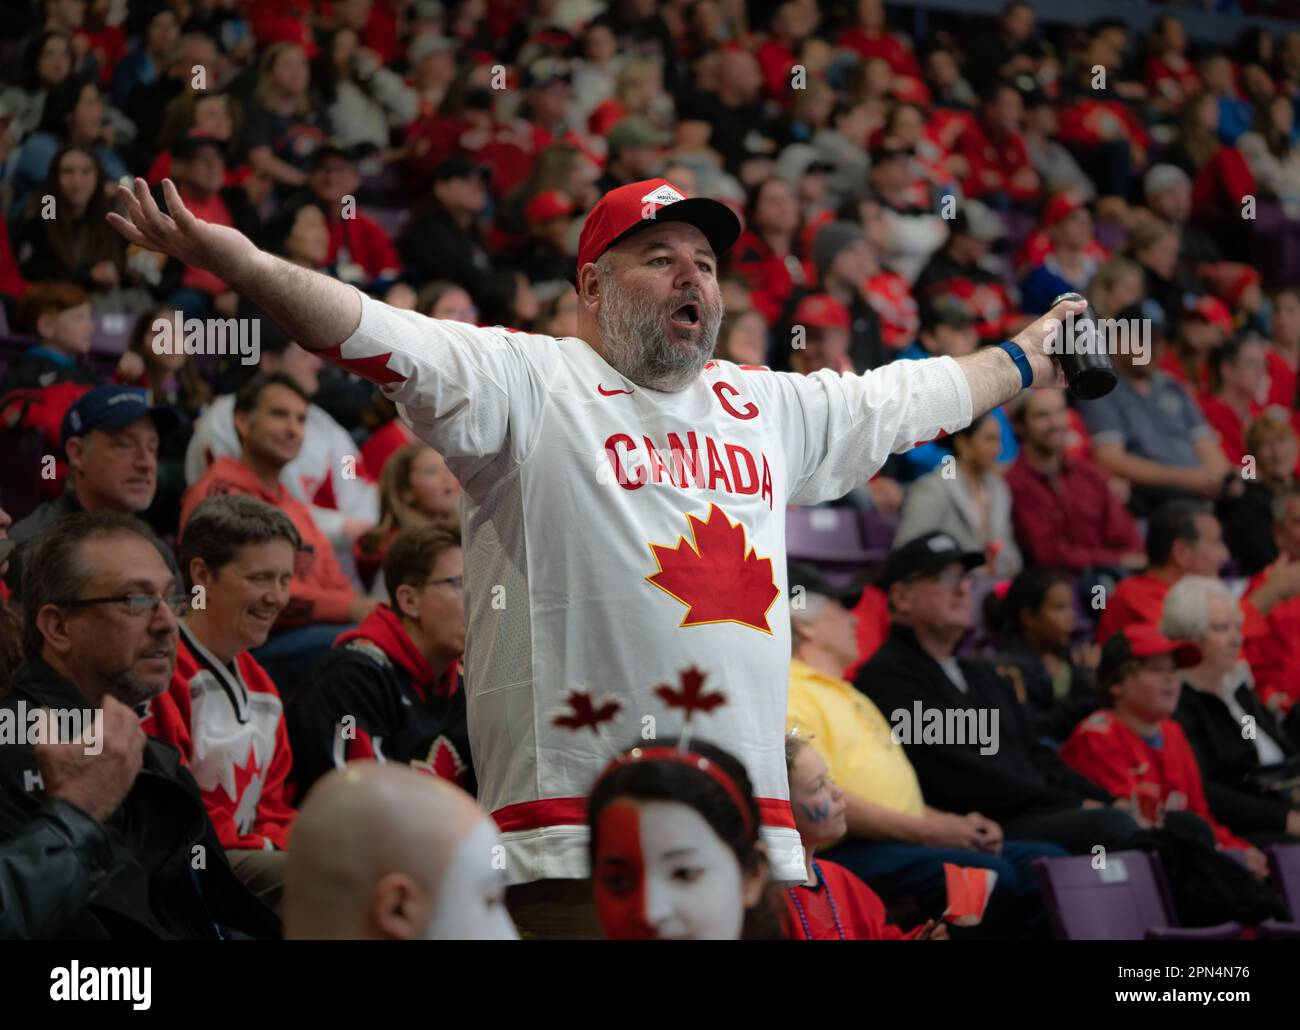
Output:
(785, 505), (880, 564)
(1033, 851), (1244, 940)
(91, 311), (131, 356)
(1268, 844), (1300, 919)
(856, 508), (899, 552)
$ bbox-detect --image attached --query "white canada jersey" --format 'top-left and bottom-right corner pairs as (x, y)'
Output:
(327, 291), (973, 884)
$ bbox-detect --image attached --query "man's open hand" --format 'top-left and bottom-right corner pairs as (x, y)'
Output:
(106, 177), (255, 279)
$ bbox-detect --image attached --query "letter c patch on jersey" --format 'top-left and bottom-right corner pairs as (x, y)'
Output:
(712, 381), (759, 421)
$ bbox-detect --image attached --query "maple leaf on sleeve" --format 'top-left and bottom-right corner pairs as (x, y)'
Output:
(551, 690), (623, 734)
(654, 665), (728, 722)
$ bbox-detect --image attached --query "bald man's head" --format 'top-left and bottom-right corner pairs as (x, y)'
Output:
(284, 764), (518, 940)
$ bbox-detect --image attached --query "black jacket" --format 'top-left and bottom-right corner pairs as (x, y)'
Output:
(287, 627), (475, 801)
(0, 659), (280, 939)
(1174, 681), (1299, 838)
(855, 625), (1112, 821)
(0, 799), (114, 939)
(990, 637), (1098, 746)
(397, 201), (491, 296)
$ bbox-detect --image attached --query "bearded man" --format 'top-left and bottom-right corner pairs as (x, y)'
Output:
(108, 175), (1080, 938)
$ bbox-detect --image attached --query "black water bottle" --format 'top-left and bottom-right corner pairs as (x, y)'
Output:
(1050, 292), (1118, 400)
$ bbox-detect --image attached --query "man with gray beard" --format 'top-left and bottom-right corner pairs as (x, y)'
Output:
(0, 511), (278, 939)
(110, 173), (1081, 938)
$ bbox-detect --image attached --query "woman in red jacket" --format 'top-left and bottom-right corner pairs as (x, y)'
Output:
(1061, 624), (1271, 880)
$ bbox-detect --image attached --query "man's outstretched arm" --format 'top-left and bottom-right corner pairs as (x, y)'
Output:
(952, 297), (1085, 416)
(108, 178), (362, 351)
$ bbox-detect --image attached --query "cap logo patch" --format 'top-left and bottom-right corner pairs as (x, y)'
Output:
(640, 184), (685, 207)
(928, 534), (958, 552)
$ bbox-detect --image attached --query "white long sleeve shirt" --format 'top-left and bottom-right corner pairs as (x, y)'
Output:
(325, 291), (974, 884)
(185, 394), (379, 547)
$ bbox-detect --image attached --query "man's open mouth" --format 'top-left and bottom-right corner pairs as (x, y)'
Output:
(670, 303), (700, 327)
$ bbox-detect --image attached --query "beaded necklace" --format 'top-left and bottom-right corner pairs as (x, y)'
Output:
(788, 858), (845, 940)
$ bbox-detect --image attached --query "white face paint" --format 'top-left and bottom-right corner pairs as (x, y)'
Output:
(594, 799), (747, 940)
(422, 816), (518, 940)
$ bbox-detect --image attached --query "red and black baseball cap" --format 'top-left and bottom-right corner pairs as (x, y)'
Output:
(793, 293), (850, 330)
(1097, 624), (1202, 687)
(576, 178), (741, 280)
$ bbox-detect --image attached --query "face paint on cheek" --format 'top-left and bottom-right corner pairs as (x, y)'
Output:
(593, 800), (652, 940)
(798, 798), (830, 824)
(422, 817), (519, 941)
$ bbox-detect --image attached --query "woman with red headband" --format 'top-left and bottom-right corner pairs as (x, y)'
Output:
(587, 739), (778, 940)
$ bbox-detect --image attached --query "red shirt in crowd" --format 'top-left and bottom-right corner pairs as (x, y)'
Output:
(1097, 572), (1268, 644)
(1244, 559), (1300, 712)
(179, 191), (239, 296)
(730, 230), (813, 325)
(1192, 147), (1256, 220)
(960, 121), (1040, 206)
(845, 585), (890, 682)
(1005, 453), (1143, 572)
(1057, 98), (1150, 150)
(145, 629), (297, 851)
(328, 212), (402, 281)
(181, 456), (358, 626)
(1145, 55), (1201, 106)
(1266, 347), (1297, 409)
(782, 858), (921, 940)
(1198, 394), (1261, 468)
(865, 269), (918, 349)
(1061, 709), (1248, 850)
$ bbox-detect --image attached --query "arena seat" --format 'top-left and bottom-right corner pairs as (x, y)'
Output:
(1033, 851), (1244, 940)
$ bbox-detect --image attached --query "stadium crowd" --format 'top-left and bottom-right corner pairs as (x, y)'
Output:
(2, 0), (1300, 940)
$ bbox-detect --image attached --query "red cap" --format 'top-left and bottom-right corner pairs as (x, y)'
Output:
(793, 293), (851, 330)
(1043, 192), (1086, 228)
(525, 189), (576, 225)
(576, 178), (742, 278)
(1185, 294), (1234, 335)
(1098, 624), (1202, 686)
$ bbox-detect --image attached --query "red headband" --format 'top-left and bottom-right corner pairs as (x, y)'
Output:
(596, 747), (756, 841)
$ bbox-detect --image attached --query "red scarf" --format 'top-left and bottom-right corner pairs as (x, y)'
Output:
(334, 605), (459, 701)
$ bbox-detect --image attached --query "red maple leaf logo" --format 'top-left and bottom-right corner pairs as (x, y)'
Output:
(411, 735), (470, 788)
(319, 344), (407, 386)
(551, 690), (622, 734)
(654, 665), (727, 721)
(646, 505), (779, 632)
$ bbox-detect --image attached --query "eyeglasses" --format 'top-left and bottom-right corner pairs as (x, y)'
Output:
(56, 593), (191, 617)
(424, 576), (464, 591)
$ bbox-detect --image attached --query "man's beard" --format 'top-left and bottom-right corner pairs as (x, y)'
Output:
(109, 660), (171, 709)
(596, 268), (723, 392)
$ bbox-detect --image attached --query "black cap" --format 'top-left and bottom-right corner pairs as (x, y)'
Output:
(433, 155), (491, 183)
(171, 134), (225, 161)
(787, 560), (868, 608)
(918, 292), (975, 332)
(310, 142), (360, 169)
(878, 532), (984, 589)
(61, 385), (180, 448)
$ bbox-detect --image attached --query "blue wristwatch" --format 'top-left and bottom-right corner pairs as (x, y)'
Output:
(997, 340), (1033, 390)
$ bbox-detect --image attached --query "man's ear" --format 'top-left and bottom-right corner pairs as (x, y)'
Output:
(188, 557), (213, 590)
(370, 872), (424, 941)
(35, 604), (75, 657)
(233, 408), (249, 444)
(394, 582), (420, 621)
(35, 311), (57, 341)
(65, 435), (86, 474)
(577, 264), (601, 309)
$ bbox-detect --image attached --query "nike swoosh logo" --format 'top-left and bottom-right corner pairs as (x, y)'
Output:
(597, 385), (634, 396)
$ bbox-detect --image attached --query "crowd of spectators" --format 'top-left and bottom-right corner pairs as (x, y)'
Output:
(2, 0), (1300, 940)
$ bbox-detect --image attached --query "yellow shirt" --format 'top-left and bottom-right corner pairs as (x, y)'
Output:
(787, 659), (926, 819)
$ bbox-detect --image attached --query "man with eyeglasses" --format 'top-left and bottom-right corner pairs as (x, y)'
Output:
(0, 510), (279, 939)
(856, 531), (1143, 856)
(287, 521), (471, 800)
(5, 385), (181, 596)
